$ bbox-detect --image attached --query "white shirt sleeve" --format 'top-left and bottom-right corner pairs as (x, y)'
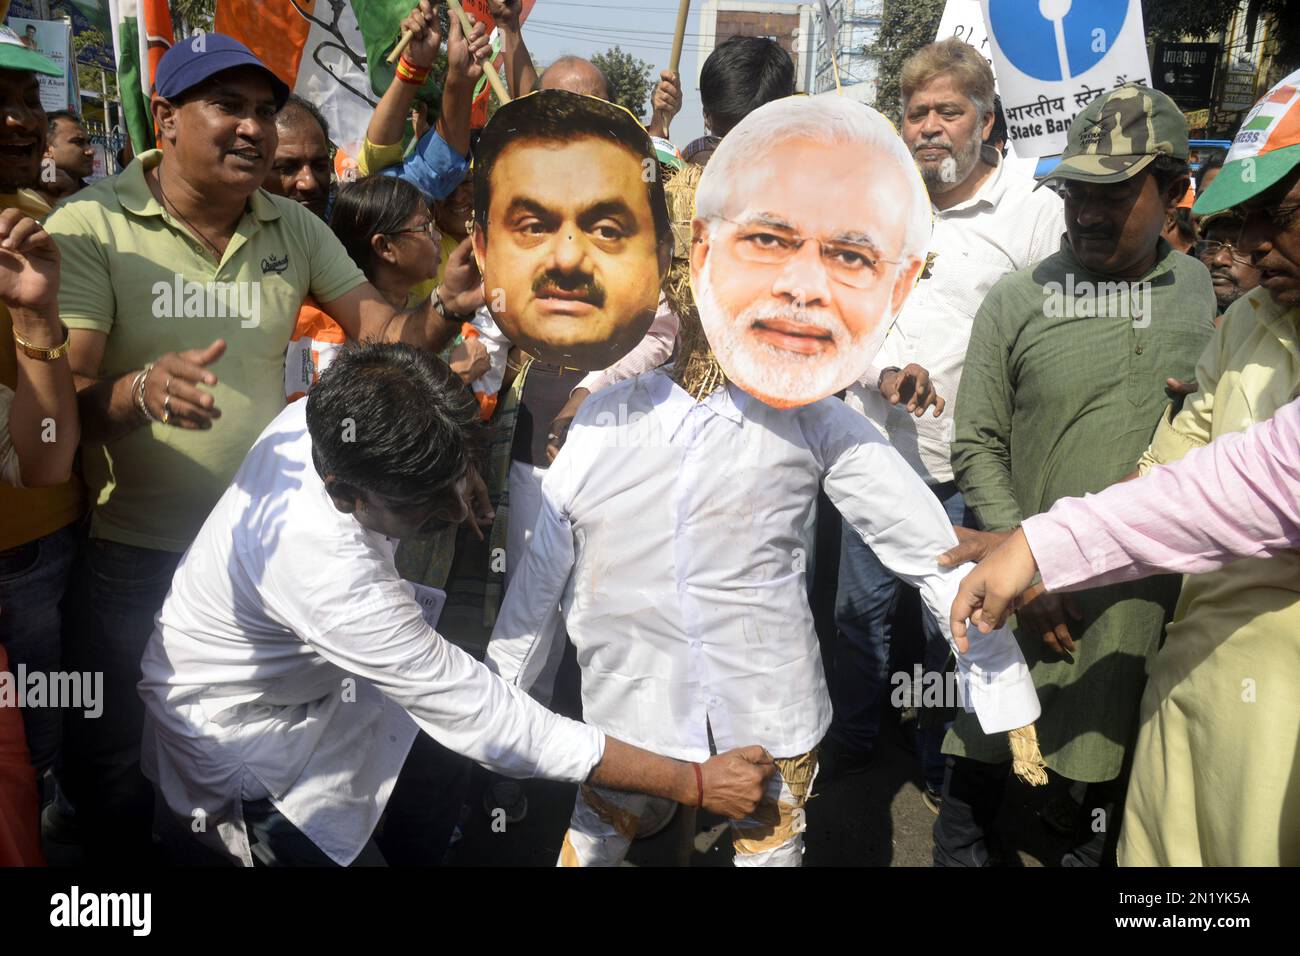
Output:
(486, 450), (578, 690)
(264, 532), (602, 783)
(816, 405), (1040, 733)
(576, 295), (680, 395)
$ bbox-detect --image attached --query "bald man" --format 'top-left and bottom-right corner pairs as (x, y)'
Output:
(539, 55), (609, 99)
(263, 95), (332, 220)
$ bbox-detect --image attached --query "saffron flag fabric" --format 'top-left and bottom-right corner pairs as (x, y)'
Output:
(215, 1), (522, 161)
(465, 0), (536, 128)
(108, 0), (173, 154)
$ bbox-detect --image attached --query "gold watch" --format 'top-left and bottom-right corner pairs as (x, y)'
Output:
(13, 322), (71, 361)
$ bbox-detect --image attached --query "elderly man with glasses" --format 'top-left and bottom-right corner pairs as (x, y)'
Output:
(1193, 212), (1262, 322)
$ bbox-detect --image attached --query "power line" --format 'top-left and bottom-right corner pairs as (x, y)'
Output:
(527, 17), (712, 38)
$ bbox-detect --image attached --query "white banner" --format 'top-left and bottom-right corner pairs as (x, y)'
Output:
(979, 0), (1152, 158)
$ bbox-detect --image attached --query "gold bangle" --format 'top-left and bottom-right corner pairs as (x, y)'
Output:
(13, 321), (70, 361)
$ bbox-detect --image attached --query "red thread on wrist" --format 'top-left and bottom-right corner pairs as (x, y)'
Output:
(693, 762), (704, 809)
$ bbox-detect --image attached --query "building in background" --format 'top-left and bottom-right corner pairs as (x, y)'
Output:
(696, 0), (815, 93)
(806, 0), (881, 104)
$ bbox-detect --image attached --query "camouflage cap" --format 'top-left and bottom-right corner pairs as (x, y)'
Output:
(1038, 83), (1189, 187)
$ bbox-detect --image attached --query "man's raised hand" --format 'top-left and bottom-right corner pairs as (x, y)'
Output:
(0, 209), (60, 314)
(447, 8), (491, 84)
(487, 0), (524, 31)
(399, 1), (443, 70)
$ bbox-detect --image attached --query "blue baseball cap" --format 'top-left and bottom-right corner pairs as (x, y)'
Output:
(153, 33), (290, 109)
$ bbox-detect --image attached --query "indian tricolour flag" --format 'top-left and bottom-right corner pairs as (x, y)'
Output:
(108, 0), (173, 154)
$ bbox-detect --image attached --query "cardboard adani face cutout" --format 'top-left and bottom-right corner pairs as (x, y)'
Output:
(471, 89), (671, 370)
(689, 97), (932, 408)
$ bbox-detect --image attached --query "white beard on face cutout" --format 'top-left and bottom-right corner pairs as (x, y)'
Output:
(694, 255), (889, 409)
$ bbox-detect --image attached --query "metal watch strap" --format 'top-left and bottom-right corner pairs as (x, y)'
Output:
(12, 322), (71, 361)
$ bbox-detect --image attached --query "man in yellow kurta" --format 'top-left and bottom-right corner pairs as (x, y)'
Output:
(1124, 70), (1300, 865)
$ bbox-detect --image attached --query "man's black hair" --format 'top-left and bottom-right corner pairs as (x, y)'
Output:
(307, 342), (488, 509)
(699, 36), (795, 138)
(330, 175), (429, 279)
(986, 95), (1008, 153)
(278, 93), (330, 142)
(46, 110), (82, 137)
(1150, 154), (1191, 196)
(472, 89), (672, 255)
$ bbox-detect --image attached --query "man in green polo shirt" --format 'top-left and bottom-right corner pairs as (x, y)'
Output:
(936, 85), (1216, 867)
(46, 34), (482, 861)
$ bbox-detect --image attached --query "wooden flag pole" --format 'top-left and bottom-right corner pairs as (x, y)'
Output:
(830, 51), (842, 94)
(662, 0), (691, 139)
(668, 0), (690, 74)
(387, 0), (511, 105)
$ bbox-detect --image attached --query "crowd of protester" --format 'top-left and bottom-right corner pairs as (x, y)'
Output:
(1, 0), (1297, 868)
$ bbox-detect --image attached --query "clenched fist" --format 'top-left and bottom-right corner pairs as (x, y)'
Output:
(698, 745), (775, 818)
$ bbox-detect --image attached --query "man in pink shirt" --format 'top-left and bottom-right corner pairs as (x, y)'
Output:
(947, 394), (1300, 639)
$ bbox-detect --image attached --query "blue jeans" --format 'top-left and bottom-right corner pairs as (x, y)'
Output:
(0, 522), (78, 777)
(61, 535), (181, 862)
(830, 481), (972, 785)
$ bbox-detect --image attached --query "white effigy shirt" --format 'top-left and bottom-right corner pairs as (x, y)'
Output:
(138, 400), (604, 866)
(487, 369), (1040, 761)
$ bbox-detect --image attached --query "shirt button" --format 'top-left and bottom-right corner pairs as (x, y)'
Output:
(1135, 344), (1144, 354)
(691, 640), (701, 649)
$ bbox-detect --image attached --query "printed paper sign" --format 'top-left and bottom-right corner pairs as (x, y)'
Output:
(9, 18), (74, 112)
(410, 583), (447, 629)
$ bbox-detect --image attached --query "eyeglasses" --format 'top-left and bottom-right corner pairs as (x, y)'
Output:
(1194, 239), (1253, 265)
(387, 220), (440, 240)
(714, 217), (903, 288)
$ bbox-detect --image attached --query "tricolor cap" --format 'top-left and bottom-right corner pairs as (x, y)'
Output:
(153, 33), (290, 109)
(0, 25), (63, 77)
(650, 135), (685, 172)
(1038, 83), (1188, 187)
(1194, 68), (1300, 216)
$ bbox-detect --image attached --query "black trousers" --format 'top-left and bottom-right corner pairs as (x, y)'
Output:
(932, 755), (1126, 867)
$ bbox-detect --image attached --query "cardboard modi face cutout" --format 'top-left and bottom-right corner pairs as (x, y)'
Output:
(472, 89), (671, 370)
(689, 97), (931, 408)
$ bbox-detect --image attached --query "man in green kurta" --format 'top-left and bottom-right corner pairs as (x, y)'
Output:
(936, 85), (1217, 867)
